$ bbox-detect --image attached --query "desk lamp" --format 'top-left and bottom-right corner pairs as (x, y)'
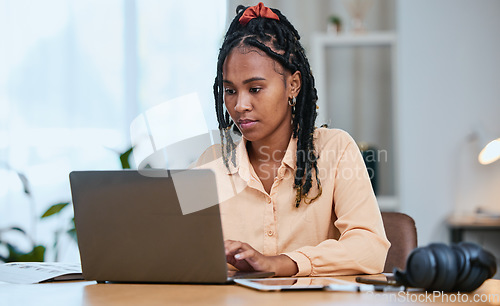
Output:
(471, 127), (500, 165)
(478, 137), (500, 165)
(448, 127), (500, 234)
(472, 127), (500, 215)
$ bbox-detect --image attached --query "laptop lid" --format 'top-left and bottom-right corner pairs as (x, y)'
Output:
(69, 169), (231, 284)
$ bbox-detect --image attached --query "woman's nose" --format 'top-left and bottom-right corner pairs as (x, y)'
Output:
(234, 93), (252, 113)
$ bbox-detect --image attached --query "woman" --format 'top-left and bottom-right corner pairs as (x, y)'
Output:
(197, 2), (390, 277)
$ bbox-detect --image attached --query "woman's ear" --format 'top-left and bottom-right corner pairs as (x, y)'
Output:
(289, 70), (302, 97)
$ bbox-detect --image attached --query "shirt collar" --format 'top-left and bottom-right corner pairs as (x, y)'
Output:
(282, 135), (297, 170)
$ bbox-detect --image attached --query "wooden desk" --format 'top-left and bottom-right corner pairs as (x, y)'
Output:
(1, 276), (500, 305)
(447, 214), (500, 243)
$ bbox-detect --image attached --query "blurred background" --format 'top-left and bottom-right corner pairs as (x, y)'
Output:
(1, 0), (499, 276)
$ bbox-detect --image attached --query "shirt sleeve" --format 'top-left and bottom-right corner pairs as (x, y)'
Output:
(282, 137), (390, 277)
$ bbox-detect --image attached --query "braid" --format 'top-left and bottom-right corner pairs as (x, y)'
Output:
(214, 5), (322, 207)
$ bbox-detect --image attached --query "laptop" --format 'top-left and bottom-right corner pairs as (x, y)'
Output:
(69, 169), (273, 284)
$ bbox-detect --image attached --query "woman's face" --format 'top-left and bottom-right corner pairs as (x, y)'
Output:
(222, 45), (300, 145)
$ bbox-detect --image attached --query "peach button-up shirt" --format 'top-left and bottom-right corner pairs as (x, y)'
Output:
(196, 128), (390, 276)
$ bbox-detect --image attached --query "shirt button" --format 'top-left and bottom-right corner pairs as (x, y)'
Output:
(267, 231), (274, 236)
(267, 198), (272, 204)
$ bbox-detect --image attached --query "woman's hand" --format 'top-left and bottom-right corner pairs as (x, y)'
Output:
(224, 240), (298, 276)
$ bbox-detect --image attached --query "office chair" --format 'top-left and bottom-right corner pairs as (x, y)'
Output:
(381, 212), (418, 273)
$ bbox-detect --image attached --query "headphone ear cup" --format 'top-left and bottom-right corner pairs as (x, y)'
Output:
(454, 242), (497, 292)
(455, 262), (488, 292)
(396, 246), (437, 289)
(451, 244), (471, 286)
(477, 248), (497, 278)
(427, 243), (458, 292)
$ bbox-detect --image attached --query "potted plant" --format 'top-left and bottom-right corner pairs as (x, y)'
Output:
(0, 146), (134, 263)
(328, 15), (343, 34)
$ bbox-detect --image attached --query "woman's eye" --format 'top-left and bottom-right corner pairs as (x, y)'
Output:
(250, 88), (261, 93)
(224, 88), (236, 95)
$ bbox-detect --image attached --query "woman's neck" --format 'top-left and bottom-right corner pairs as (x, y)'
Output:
(246, 128), (292, 166)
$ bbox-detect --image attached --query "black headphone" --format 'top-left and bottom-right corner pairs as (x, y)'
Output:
(394, 242), (497, 292)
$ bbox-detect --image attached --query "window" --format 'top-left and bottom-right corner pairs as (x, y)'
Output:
(0, 0), (226, 261)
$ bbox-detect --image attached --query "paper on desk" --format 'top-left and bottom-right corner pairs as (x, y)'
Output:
(0, 262), (83, 284)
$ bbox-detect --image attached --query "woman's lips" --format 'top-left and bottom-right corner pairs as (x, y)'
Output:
(238, 119), (257, 130)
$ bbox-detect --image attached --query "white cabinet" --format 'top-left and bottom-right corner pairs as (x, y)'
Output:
(310, 31), (398, 211)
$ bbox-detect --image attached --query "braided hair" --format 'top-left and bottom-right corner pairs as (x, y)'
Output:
(214, 4), (321, 207)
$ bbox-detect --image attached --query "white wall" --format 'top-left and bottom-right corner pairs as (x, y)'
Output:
(397, 0), (500, 254)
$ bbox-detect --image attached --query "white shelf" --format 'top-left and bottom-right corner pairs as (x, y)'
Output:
(311, 31), (399, 211)
(312, 32), (397, 47)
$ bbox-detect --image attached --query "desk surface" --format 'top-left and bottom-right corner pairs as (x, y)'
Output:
(1, 275), (500, 305)
(447, 214), (500, 228)
(447, 214), (500, 243)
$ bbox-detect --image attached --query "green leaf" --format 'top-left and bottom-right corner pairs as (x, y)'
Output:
(5, 244), (45, 262)
(10, 226), (26, 233)
(31, 245), (46, 261)
(67, 227), (78, 243)
(41, 202), (70, 219)
(0, 226), (27, 235)
(120, 147), (134, 169)
(16, 172), (31, 196)
(329, 15), (342, 26)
